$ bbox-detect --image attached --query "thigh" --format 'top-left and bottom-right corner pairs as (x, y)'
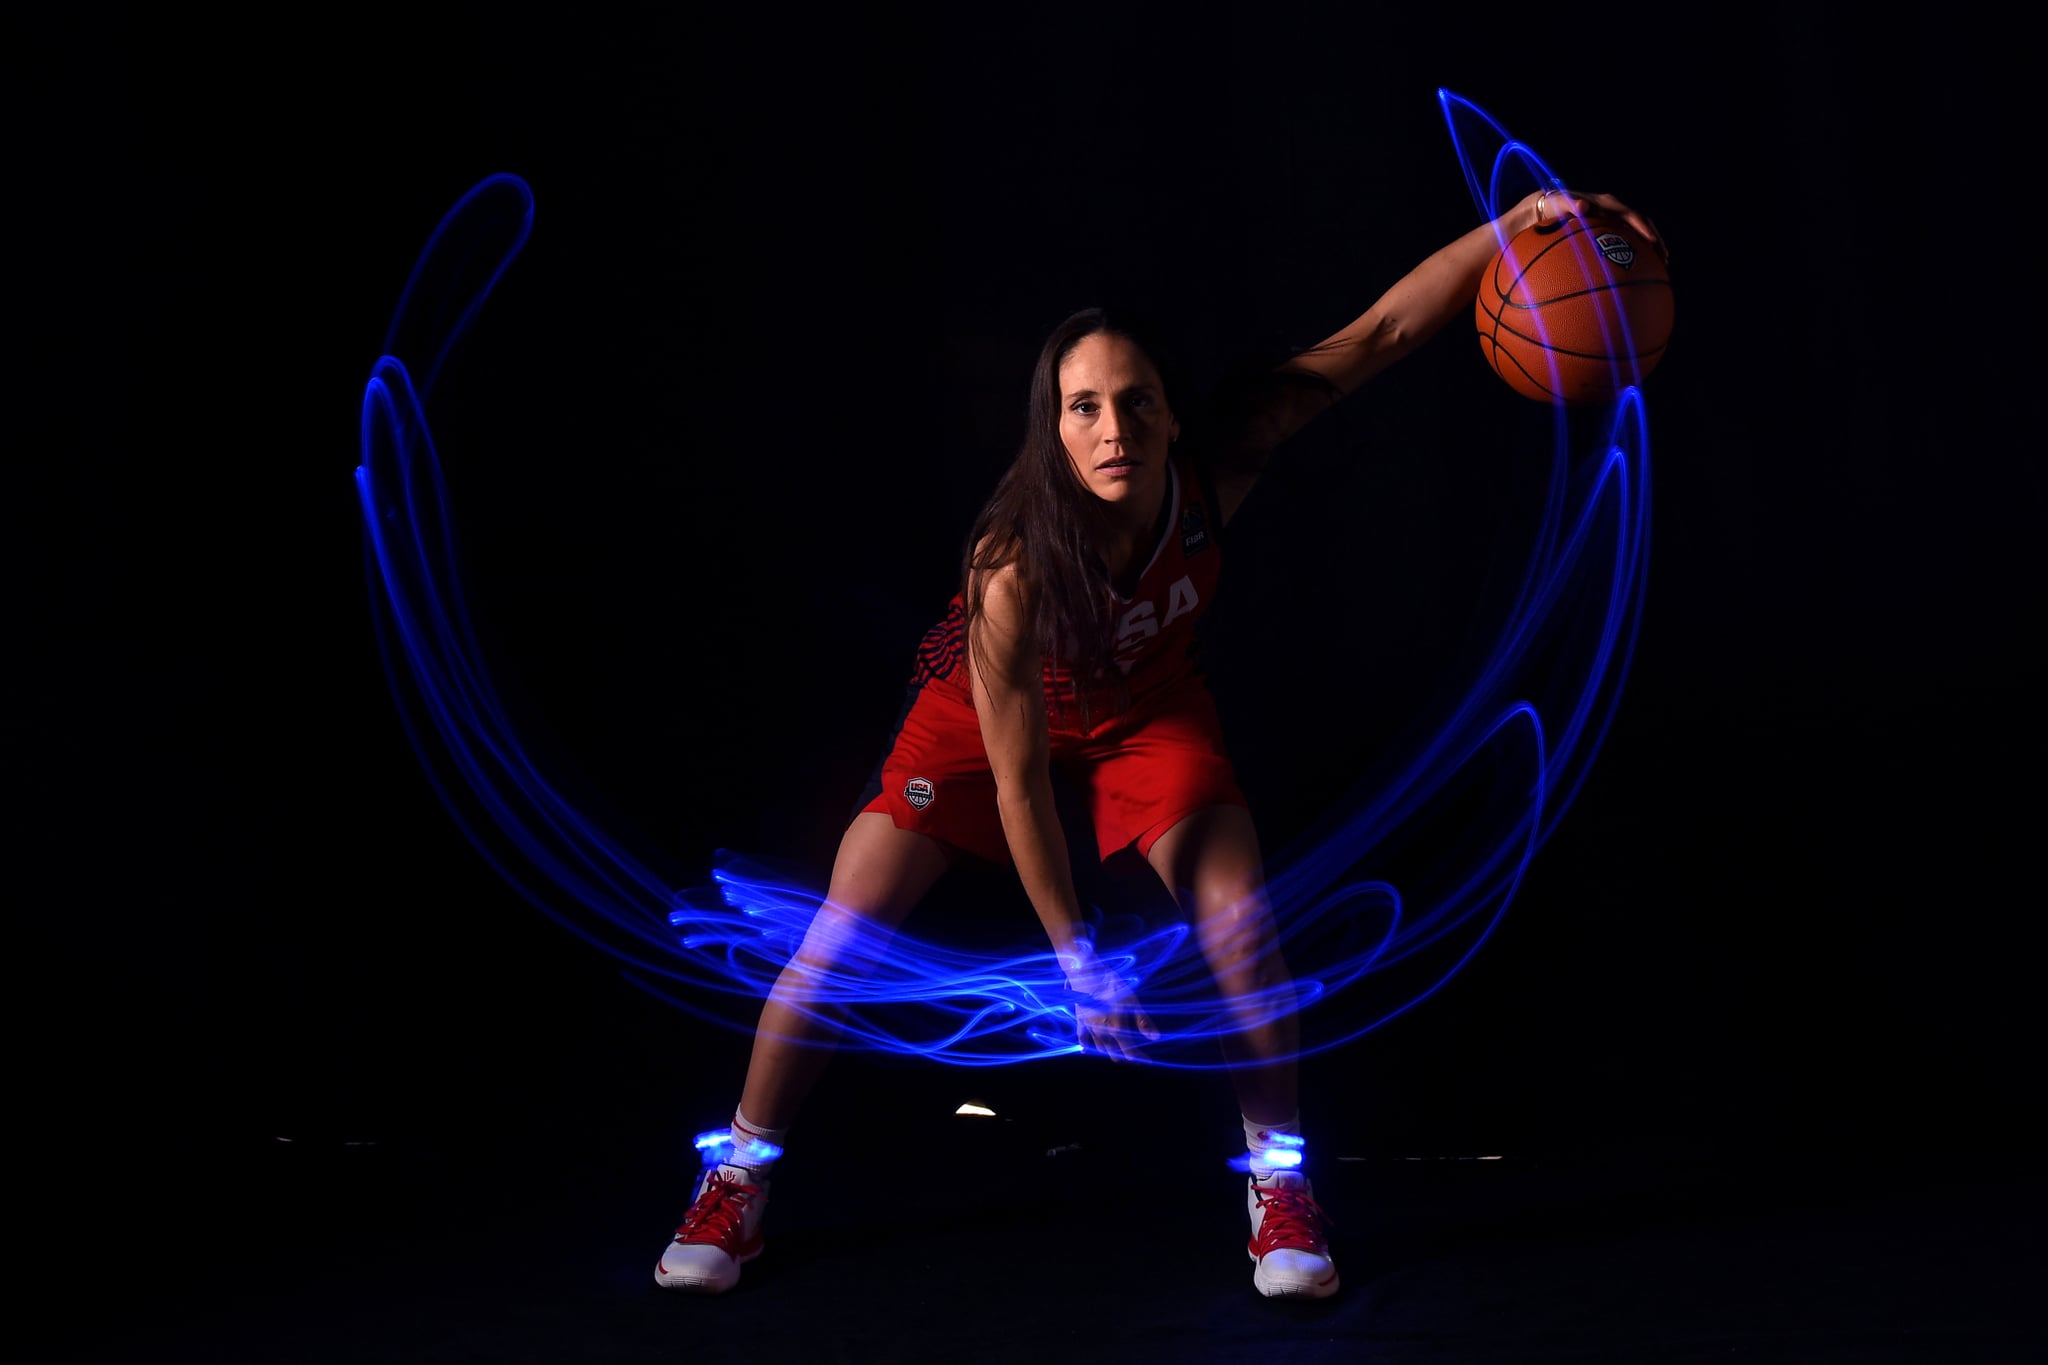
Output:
(1145, 804), (1286, 978)
(824, 810), (961, 920)
(1143, 803), (1267, 924)
(793, 810), (961, 975)
(1145, 805), (1289, 995)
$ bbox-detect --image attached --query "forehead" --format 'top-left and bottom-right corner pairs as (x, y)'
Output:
(1058, 332), (1163, 393)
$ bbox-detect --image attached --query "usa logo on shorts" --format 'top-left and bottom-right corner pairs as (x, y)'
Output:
(1595, 232), (1635, 268)
(904, 778), (935, 810)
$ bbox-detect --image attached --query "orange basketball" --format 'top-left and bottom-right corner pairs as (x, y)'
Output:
(1475, 215), (1673, 405)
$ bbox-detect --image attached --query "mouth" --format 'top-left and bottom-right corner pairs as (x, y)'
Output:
(1096, 457), (1139, 473)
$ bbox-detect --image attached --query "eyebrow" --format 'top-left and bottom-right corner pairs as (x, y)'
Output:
(1064, 384), (1158, 401)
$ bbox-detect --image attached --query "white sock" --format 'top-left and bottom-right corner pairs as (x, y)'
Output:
(726, 1107), (786, 1175)
(1244, 1113), (1303, 1180)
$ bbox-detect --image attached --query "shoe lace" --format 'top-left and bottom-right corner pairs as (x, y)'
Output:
(1251, 1183), (1333, 1257)
(673, 1170), (760, 1250)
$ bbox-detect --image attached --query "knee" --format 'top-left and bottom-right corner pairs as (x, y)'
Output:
(1194, 885), (1276, 955)
(1197, 895), (1292, 987)
(789, 904), (898, 980)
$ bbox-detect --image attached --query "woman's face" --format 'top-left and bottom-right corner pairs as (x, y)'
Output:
(1057, 331), (1179, 512)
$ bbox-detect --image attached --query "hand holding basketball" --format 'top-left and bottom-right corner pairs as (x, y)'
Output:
(1476, 187), (1674, 406)
(1524, 187), (1667, 262)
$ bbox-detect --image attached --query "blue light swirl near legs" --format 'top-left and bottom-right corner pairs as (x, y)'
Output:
(355, 90), (1653, 1069)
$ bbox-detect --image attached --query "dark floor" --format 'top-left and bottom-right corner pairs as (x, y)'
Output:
(57, 1088), (2047, 1365)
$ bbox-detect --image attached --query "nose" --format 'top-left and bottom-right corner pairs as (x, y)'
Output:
(1098, 404), (1124, 444)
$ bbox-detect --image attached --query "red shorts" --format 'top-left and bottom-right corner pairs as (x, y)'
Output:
(858, 676), (1248, 866)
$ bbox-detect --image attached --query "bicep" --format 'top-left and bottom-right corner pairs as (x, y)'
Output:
(966, 567), (1049, 784)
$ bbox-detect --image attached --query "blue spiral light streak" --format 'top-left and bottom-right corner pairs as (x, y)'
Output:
(354, 91), (1654, 1068)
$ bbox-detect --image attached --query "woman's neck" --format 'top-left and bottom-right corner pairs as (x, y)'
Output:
(1106, 476), (1174, 586)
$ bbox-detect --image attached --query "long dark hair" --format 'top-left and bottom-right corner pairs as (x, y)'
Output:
(961, 307), (1176, 730)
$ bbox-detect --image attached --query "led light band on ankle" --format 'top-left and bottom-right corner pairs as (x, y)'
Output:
(1230, 1131), (1305, 1172)
(693, 1129), (785, 1168)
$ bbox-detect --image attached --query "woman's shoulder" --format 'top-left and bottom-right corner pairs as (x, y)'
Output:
(967, 529), (1025, 575)
(964, 535), (1030, 611)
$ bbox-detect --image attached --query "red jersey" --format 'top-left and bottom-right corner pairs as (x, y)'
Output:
(908, 456), (1221, 735)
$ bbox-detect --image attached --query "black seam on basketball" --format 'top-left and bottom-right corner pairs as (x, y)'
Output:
(1497, 345), (1563, 400)
(1506, 221), (1661, 299)
(1497, 278), (1673, 312)
(1489, 319), (1669, 362)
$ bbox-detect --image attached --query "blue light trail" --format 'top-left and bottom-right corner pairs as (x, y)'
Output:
(354, 92), (1654, 1069)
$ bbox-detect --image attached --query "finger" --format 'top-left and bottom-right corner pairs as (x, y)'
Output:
(1551, 192), (1587, 223)
(1138, 1013), (1161, 1042)
(1617, 209), (1667, 262)
(1082, 1019), (1122, 1061)
(1582, 195), (1668, 265)
(1099, 1024), (1130, 1062)
(1593, 195), (1664, 257)
(1578, 193), (1621, 221)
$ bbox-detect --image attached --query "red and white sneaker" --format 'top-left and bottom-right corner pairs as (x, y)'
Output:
(655, 1163), (770, 1293)
(1246, 1170), (1339, 1298)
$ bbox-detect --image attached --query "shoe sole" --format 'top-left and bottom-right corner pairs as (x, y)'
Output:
(1250, 1253), (1339, 1300)
(655, 1244), (763, 1294)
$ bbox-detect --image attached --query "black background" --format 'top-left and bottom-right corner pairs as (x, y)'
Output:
(24, 6), (2039, 1237)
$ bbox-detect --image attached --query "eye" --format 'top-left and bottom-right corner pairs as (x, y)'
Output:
(1070, 400), (1098, 415)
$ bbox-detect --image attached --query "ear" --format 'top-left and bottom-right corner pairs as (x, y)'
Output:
(1169, 417), (1181, 444)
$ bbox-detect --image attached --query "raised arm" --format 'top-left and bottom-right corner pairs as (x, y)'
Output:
(967, 559), (1156, 1058)
(1212, 187), (1664, 524)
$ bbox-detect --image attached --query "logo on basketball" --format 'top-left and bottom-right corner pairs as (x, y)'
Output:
(1595, 233), (1635, 268)
(904, 778), (935, 810)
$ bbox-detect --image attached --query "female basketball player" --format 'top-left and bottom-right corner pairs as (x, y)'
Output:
(656, 185), (1663, 1298)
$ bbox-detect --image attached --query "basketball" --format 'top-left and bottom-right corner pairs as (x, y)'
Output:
(1475, 215), (1673, 405)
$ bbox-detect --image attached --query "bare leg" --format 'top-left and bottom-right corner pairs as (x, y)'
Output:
(736, 811), (957, 1130)
(1146, 805), (1299, 1126)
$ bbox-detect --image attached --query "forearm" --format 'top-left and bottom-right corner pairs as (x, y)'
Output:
(1377, 200), (1541, 354)
(1298, 193), (1544, 395)
(967, 563), (1099, 971)
(994, 775), (1090, 961)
